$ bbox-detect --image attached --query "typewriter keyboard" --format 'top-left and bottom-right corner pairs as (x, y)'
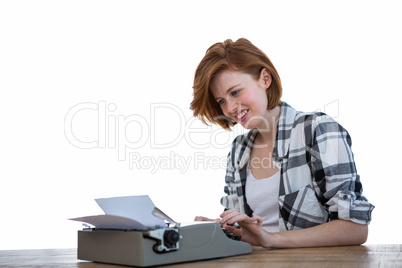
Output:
(222, 228), (241, 241)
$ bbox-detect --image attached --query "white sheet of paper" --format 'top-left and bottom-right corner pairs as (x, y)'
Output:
(69, 214), (147, 230)
(95, 195), (165, 228)
(69, 195), (166, 230)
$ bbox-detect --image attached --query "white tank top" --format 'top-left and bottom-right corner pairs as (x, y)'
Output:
(245, 168), (280, 233)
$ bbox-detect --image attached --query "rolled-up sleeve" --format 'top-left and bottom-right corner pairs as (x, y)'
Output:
(220, 150), (238, 210)
(309, 115), (374, 225)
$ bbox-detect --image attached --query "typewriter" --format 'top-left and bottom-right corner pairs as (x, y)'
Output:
(70, 196), (252, 267)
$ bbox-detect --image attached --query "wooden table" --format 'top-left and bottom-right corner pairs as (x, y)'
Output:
(0, 245), (401, 267)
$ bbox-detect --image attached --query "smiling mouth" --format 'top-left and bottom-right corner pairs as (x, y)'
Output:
(236, 109), (249, 122)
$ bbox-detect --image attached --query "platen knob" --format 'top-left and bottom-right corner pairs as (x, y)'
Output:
(164, 230), (180, 245)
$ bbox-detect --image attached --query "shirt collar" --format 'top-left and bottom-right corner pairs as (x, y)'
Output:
(273, 101), (298, 159)
(238, 102), (298, 168)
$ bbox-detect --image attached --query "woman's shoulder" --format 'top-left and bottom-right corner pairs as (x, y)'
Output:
(281, 101), (338, 126)
(281, 103), (351, 149)
(290, 108), (345, 136)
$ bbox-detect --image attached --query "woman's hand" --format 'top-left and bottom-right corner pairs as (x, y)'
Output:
(220, 209), (272, 248)
(220, 210), (368, 248)
(194, 216), (221, 224)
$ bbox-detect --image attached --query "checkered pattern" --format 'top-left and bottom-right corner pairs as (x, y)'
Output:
(220, 102), (374, 231)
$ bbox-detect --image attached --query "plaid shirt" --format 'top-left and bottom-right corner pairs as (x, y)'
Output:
(220, 102), (374, 231)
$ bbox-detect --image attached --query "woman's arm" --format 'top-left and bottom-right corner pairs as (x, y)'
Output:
(269, 219), (367, 248)
(220, 209), (368, 248)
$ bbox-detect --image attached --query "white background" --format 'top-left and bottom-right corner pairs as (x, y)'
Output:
(1, 0), (401, 250)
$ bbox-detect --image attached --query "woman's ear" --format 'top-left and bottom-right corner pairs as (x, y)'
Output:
(260, 68), (272, 90)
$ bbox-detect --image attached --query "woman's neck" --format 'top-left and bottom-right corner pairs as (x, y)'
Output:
(256, 106), (281, 146)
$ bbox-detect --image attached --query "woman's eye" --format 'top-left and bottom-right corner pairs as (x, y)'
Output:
(231, 90), (240, 96)
(218, 99), (225, 105)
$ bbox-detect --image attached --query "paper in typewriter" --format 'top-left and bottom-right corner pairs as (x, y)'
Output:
(70, 195), (166, 230)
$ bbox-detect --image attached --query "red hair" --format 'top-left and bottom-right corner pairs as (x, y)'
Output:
(191, 38), (282, 130)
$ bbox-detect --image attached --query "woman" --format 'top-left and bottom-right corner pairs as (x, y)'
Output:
(190, 38), (374, 248)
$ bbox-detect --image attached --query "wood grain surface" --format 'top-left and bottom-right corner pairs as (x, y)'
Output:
(0, 244), (400, 267)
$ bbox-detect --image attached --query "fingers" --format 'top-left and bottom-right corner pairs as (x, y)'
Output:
(221, 213), (250, 225)
(219, 210), (264, 226)
(250, 215), (263, 226)
(195, 211), (262, 227)
(194, 216), (221, 222)
(222, 225), (241, 236)
(219, 209), (241, 225)
(194, 216), (212, 221)
(213, 218), (222, 224)
(220, 210), (258, 226)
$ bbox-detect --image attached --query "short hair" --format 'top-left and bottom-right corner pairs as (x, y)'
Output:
(190, 38), (282, 130)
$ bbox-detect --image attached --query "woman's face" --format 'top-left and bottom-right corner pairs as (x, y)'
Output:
(210, 69), (272, 130)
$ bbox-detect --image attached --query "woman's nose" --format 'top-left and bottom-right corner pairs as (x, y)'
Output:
(226, 99), (240, 116)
